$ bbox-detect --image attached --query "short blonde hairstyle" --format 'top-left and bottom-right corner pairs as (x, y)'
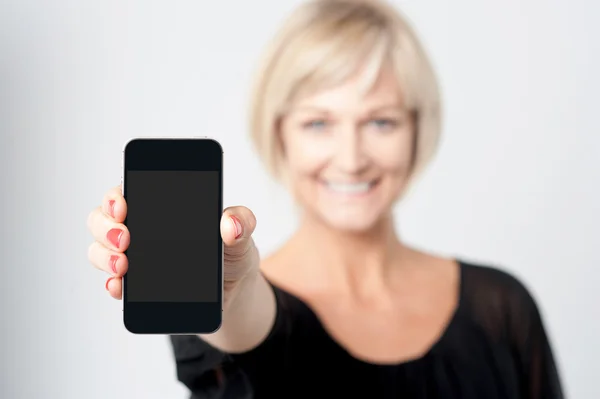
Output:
(249, 0), (442, 186)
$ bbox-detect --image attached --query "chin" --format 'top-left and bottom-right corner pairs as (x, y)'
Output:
(316, 208), (385, 233)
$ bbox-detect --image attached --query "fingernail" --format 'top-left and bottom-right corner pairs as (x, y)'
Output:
(107, 228), (123, 249)
(105, 277), (113, 291)
(109, 254), (119, 274)
(108, 200), (115, 218)
(230, 216), (242, 239)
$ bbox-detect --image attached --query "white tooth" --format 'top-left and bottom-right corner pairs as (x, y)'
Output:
(327, 182), (371, 193)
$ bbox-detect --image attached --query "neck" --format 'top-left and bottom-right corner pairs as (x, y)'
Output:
(288, 211), (408, 298)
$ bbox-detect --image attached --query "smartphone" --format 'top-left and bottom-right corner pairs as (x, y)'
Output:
(122, 138), (223, 334)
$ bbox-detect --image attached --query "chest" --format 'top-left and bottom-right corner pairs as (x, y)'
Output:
(273, 300), (521, 399)
(301, 292), (457, 364)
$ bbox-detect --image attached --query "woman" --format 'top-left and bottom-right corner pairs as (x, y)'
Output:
(87, 0), (564, 397)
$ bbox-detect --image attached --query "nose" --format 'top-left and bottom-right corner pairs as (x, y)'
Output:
(333, 125), (369, 174)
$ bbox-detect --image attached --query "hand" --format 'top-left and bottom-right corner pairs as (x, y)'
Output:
(86, 184), (261, 308)
(86, 184), (130, 299)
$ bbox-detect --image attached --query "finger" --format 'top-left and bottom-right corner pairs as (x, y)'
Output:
(221, 206), (259, 268)
(88, 241), (129, 277)
(87, 206), (131, 252)
(105, 276), (122, 299)
(221, 206), (259, 282)
(102, 184), (127, 222)
(221, 205), (257, 247)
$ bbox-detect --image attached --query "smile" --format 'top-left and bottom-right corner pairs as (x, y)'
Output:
(322, 179), (380, 195)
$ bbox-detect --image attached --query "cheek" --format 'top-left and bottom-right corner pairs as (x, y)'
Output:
(367, 133), (414, 174)
(283, 134), (331, 176)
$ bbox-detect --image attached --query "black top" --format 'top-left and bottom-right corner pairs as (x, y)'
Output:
(170, 261), (564, 398)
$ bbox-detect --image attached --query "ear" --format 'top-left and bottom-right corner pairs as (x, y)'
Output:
(407, 109), (419, 175)
(272, 116), (291, 183)
(275, 116), (287, 159)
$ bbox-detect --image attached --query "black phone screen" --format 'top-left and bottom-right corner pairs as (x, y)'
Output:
(122, 138), (222, 334)
(125, 170), (219, 302)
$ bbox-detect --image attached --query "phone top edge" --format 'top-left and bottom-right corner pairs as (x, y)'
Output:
(122, 136), (222, 142)
(122, 137), (224, 156)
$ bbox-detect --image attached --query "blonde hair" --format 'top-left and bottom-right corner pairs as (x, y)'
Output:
(249, 0), (442, 187)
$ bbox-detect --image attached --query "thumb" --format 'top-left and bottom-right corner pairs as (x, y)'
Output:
(221, 205), (258, 260)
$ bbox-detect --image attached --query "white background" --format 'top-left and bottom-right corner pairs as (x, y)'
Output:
(1, 0), (598, 398)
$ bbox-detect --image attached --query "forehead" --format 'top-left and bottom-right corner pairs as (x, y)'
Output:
(292, 65), (403, 112)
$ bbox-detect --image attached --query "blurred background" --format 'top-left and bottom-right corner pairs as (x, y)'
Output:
(1, 0), (598, 398)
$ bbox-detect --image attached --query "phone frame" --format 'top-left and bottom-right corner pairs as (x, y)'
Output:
(121, 137), (223, 334)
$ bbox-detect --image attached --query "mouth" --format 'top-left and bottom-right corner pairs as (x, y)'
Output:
(320, 179), (380, 196)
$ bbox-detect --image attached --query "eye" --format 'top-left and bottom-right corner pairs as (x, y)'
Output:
(367, 118), (398, 131)
(302, 119), (328, 131)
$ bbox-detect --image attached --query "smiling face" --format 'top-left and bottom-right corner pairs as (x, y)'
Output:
(279, 65), (416, 232)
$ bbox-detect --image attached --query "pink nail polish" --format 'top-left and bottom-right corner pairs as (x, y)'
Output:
(109, 255), (119, 274)
(107, 228), (123, 249)
(230, 216), (242, 239)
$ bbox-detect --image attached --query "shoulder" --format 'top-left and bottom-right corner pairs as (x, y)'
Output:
(458, 260), (544, 337)
(460, 259), (537, 306)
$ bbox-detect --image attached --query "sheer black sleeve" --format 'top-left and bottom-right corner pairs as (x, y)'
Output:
(169, 335), (252, 399)
(462, 263), (564, 399)
(168, 283), (296, 399)
(505, 277), (564, 398)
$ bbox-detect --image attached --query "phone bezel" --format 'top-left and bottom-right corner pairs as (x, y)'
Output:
(122, 137), (223, 334)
